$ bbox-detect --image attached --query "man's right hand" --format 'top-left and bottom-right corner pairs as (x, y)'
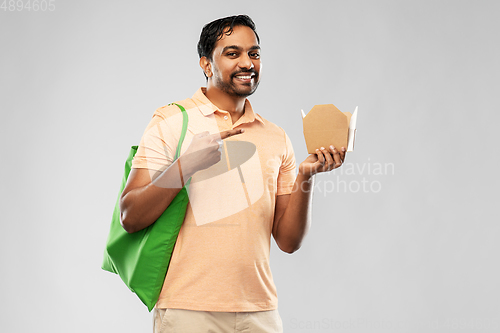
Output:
(119, 128), (244, 233)
(180, 129), (245, 176)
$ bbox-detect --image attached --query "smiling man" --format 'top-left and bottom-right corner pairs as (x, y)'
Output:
(199, 20), (261, 122)
(119, 15), (345, 332)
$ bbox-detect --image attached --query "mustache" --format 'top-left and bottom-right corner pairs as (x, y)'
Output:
(231, 69), (258, 77)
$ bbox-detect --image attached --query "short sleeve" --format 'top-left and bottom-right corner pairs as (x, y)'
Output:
(276, 132), (296, 195)
(131, 112), (177, 174)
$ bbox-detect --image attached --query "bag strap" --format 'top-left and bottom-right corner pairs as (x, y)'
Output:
(169, 103), (191, 187)
(169, 103), (188, 160)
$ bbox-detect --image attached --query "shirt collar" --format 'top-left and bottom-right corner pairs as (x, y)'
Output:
(192, 87), (265, 125)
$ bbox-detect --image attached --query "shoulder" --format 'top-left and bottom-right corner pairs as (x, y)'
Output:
(153, 98), (198, 119)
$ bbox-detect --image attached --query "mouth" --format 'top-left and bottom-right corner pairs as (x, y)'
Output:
(233, 72), (257, 83)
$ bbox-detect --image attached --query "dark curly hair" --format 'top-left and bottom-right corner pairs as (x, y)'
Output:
(197, 15), (260, 62)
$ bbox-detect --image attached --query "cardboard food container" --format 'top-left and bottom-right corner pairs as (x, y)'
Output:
(302, 104), (358, 154)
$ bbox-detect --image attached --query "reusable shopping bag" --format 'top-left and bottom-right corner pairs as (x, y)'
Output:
(102, 103), (189, 311)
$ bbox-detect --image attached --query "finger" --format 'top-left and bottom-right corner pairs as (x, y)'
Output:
(218, 128), (245, 140)
(320, 146), (334, 169)
(329, 145), (342, 169)
(197, 131), (210, 137)
(208, 139), (222, 152)
(207, 136), (224, 152)
(340, 147), (346, 163)
(315, 149), (326, 169)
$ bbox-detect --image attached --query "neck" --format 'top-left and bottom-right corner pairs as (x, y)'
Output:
(205, 84), (246, 122)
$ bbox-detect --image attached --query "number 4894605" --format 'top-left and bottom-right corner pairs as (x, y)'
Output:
(1, 0), (56, 11)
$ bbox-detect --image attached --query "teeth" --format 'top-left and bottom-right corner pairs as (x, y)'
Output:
(236, 75), (252, 79)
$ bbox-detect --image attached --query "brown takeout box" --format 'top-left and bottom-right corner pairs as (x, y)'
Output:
(302, 104), (358, 154)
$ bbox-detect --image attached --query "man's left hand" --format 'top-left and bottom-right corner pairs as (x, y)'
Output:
(298, 145), (346, 177)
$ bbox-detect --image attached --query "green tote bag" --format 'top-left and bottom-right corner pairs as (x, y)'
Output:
(102, 103), (189, 311)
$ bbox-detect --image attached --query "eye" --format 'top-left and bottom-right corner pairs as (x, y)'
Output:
(226, 52), (238, 57)
(250, 52), (260, 59)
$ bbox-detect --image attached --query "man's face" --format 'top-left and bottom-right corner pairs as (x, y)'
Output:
(208, 25), (261, 98)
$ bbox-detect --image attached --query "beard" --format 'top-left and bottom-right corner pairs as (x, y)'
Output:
(214, 71), (260, 98)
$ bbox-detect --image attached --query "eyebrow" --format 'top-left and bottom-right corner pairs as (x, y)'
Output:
(221, 45), (261, 53)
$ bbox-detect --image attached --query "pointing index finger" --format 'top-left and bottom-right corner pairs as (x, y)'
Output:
(218, 128), (245, 140)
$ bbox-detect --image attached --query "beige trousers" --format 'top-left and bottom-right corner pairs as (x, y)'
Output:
(153, 308), (283, 333)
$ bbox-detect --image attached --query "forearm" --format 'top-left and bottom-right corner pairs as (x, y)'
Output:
(274, 145), (346, 253)
(275, 173), (315, 253)
(119, 158), (195, 233)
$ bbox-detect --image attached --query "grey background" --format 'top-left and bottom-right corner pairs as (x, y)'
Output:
(1, 0), (499, 332)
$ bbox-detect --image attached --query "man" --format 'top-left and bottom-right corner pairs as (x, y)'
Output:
(120, 15), (345, 332)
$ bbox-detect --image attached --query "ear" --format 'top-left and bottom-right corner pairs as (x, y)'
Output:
(199, 57), (212, 78)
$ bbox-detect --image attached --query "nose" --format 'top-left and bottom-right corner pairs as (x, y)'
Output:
(238, 53), (254, 70)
